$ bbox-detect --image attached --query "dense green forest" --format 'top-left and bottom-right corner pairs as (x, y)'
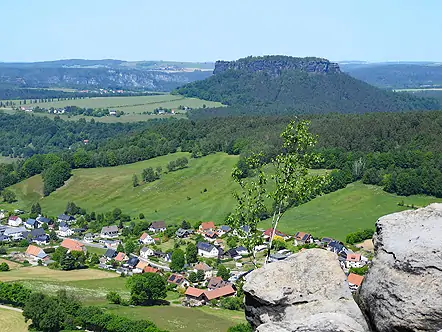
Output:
(176, 68), (440, 116)
(1, 111), (442, 198)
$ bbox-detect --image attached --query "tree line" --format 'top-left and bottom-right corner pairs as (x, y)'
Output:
(0, 282), (165, 332)
(2, 111), (442, 197)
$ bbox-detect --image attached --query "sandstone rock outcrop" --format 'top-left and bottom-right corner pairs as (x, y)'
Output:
(358, 203), (442, 332)
(213, 56), (341, 76)
(243, 248), (369, 332)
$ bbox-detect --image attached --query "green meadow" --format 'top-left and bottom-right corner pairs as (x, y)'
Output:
(3, 153), (442, 241)
(0, 94), (223, 123)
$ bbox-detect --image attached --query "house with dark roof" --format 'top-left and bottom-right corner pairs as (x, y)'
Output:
(33, 234), (50, 245)
(328, 240), (349, 255)
(149, 221), (167, 233)
(321, 237), (333, 246)
(4, 227), (27, 240)
(197, 242), (219, 258)
(25, 218), (39, 229)
(36, 216), (53, 228)
(233, 225), (251, 238)
(104, 248), (117, 260)
(294, 232), (313, 246)
(127, 256), (139, 268)
(217, 225), (231, 236)
(140, 247), (154, 259)
(30, 228), (46, 239)
(101, 225), (119, 238)
(176, 228), (193, 238)
(0, 225), (7, 235)
(235, 246), (248, 256)
(225, 248), (240, 259)
(84, 233), (94, 242)
(57, 214), (76, 224)
(167, 273), (190, 287)
(58, 225), (73, 237)
(0, 235), (10, 242)
(207, 276), (231, 291)
(268, 252), (288, 263)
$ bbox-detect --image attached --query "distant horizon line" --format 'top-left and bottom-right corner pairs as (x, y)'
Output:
(0, 57), (441, 65)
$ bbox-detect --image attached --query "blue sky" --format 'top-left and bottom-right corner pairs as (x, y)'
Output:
(1, 0), (441, 62)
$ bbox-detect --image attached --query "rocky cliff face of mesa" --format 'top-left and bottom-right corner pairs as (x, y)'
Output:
(213, 56), (341, 76)
(358, 203), (442, 332)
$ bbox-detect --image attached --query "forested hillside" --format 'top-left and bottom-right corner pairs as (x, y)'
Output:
(2, 111), (442, 199)
(341, 62), (442, 89)
(176, 56), (440, 116)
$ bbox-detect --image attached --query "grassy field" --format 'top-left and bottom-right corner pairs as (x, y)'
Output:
(104, 305), (244, 332)
(262, 181), (442, 241)
(3, 152), (442, 241)
(0, 265), (116, 282)
(0, 94), (223, 123)
(4, 152), (240, 223)
(0, 308), (28, 332)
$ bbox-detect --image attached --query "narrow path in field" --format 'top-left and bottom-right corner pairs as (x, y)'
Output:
(0, 304), (23, 312)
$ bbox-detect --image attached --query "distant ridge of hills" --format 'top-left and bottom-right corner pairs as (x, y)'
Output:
(339, 62), (442, 89)
(0, 59), (214, 91)
(175, 55), (440, 117)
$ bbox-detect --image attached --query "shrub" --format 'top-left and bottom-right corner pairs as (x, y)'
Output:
(228, 323), (253, 332)
(220, 296), (243, 310)
(106, 291), (121, 304)
(346, 229), (374, 245)
(0, 262), (9, 271)
(349, 265), (369, 276)
(0, 247), (7, 255)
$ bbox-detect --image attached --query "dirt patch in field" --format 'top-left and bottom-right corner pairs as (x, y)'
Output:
(0, 258), (22, 270)
(356, 239), (374, 251)
(0, 266), (116, 282)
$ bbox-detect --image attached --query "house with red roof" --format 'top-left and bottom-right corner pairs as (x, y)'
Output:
(262, 228), (290, 241)
(345, 253), (368, 268)
(204, 230), (218, 241)
(139, 232), (155, 245)
(294, 232), (313, 246)
(199, 221), (215, 233)
(347, 273), (364, 292)
(25, 245), (48, 262)
(60, 238), (86, 253)
(185, 287), (205, 304)
(204, 285), (236, 301)
(115, 252), (128, 263)
(193, 262), (213, 279)
(8, 216), (23, 227)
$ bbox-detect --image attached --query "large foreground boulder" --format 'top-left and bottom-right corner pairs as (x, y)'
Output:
(358, 203), (442, 331)
(243, 248), (369, 332)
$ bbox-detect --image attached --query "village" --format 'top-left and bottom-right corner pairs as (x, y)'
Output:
(0, 207), (369, 309)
